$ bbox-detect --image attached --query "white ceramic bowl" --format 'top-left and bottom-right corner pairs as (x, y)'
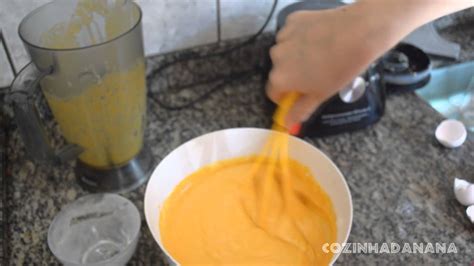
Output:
(144, 128), (353, 265)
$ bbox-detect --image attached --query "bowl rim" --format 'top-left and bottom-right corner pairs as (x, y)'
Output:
(144, 127), (353, 264)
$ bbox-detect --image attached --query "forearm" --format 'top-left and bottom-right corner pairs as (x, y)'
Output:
(361, 0), (473, 24)
(360, 0), (473, 38)
(346, 0), (473, 71)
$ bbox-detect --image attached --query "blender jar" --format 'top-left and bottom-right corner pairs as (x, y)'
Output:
(8, 0), (153, 192)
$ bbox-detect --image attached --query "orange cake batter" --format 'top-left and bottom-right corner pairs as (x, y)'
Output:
(160, 153), (337, 265)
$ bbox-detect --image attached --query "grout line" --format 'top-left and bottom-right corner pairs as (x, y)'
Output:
(0, 30), (17, 76)
(1, 108), (8, 265)
(0, 31), (12, 264)
(216, 0), (221, 43)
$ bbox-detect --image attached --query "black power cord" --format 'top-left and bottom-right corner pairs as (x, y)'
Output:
(147, 0), (278, 111)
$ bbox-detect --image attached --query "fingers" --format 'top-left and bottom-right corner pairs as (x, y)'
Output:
(267, 77), (323, 129)
(266, 46), (287, 103)
(269, 46), (283, 65)
(276, 26), (293, 43)
(268, 11), (322, 127)
(276, 13), (297, 43)
(265, 79), (284, 104)
(266, 44), (297, 103)
(265, 69), (292, 104)
(285, 95), (321, 128)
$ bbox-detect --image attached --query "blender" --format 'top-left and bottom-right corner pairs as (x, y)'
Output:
(7, 0), (153, 192)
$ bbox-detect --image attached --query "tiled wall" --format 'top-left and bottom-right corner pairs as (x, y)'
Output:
(0, 0), (300, 87)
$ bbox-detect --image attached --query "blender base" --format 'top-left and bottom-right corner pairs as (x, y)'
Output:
(75, 146), (155, 193)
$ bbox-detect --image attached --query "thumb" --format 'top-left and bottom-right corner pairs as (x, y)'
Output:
(285, 95), (322, 128)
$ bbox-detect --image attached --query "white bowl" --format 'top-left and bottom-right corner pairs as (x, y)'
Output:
(144, 128), (353, 265)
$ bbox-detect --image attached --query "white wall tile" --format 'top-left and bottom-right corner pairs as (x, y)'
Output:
(0, 39), (15, 87)
(0, 0), (217, 83)
(0, 0), (51, 71)
(137, 0), (217, 55)
(220, 0), (300, 40)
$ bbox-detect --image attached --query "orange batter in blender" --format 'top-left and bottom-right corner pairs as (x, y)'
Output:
(39, 0), (146, 168)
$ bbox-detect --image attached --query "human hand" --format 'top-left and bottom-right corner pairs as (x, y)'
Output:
(266, 5), (383, 128)
(266, 0), (471, 128)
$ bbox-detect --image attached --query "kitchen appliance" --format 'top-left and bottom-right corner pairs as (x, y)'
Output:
(404, 23), (461, 60)
(382, 43), (431, 94)
(270, 1), (431, 137)
(7, 0), (153, 192)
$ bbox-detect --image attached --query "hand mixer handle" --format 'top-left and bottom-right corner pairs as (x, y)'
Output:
(7, 62), (83, 164)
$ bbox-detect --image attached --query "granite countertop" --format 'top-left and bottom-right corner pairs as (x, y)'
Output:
(3, 27), (474, 264)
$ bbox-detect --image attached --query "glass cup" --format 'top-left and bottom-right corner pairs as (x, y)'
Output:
(48, 194), (141, 265)
(8, 0), (153, 192)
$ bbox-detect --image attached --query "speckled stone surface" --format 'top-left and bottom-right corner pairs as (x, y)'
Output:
(3, 29), (474, 265)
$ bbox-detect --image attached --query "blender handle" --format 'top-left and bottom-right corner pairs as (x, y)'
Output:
(7, 62), (83, 164)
